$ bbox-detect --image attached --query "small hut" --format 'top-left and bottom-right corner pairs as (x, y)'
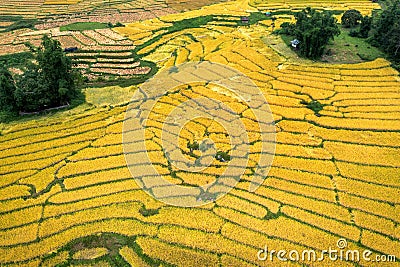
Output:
(241, 16), (249, 24)
(290, 39), (300, 49)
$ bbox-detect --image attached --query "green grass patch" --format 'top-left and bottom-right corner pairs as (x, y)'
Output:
(60, 22), (110, 31)
(324, 27), (385, 63)
(279, 27), (385, 63)
(84, 85), (137, 107)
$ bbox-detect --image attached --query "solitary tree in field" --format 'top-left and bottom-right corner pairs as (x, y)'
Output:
(341, 9), (363, 28)
(14, 35), (76, 112)
(283, 7), (340, 59)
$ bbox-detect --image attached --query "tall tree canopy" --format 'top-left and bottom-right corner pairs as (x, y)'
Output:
(282, 7), (340, 59)
(341, 9), (363, 28)
(0, 67), (17, 112)
(370, 0), (400, 61)
(10, 35), (77, 112)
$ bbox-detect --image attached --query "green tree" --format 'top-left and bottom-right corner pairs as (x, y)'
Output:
(370, 0), (400, 61)
(359, 15), (372, 38)
(283, 7), (340, 59)
(341, 9), (363, 28)
(14, 66), (48, 112)
(15, 35), (77, 112)
(37, 35), (76, 105)
(0, 67), (17, 112)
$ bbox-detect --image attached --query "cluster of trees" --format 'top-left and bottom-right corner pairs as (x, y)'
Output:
(369, 0), (400, 63)
(278, 1), (400, 63)
(0, 36), (77, 113)
(342, 1), (400, 65)
(279, 7), (340, 59)
(341, 9), (372, 38)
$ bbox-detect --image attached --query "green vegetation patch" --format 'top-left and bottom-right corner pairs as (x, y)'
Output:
(301, 100), (324, 114)
(41, 233), (174, 267)
(60, 22), (110, 31)
(0, 52), (34, 69)
(0, 16), (37, 32)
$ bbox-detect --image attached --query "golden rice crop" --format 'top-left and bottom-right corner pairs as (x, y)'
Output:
(275, 143), (332, 160)
(119, 246), (150, 267)
(0, 153), (68, 176)
(136, 236), (219, 267)
(57, 155), (126, 178)
(276, 120), (312, 133)
(63, 167), (132, 190)
(344, 111), (400, 120)
(229, 188), (281, 213)
(40, 251), (69, 267)
(268, 167), (334, 189)
(0, 223), (38, 246)
(361, 230), (400, 259)
(335, 176), (399, 204)
(149, 207), (224, 232)
(333, 98), (400, 107)
(340, 67), (398, 76)
(221, 222), (312, 264)
(0, 218), (157, 263)
(216, 194), (268, 218)
(214, 206), (340, 250)
(44, 190), (164, 218)
(324, 141), (400, 167)
(68, 145), (122, 162)
(338, 193), (398, 222)
(275, 132), (322, 146)
(352, 210), (396, 237)
(39, 202), (142, 238)
(72, 247), (109, 260)
(175, 172), (216, 187)
(265, 177), (337, 202)
(0, 170), (36, 188)
(157, 225), (261, 265)
(307, 114), (400, 131)
(281, 206), (361, 241)
(334, 85), (400, 93)
(331, 92), (400, 101)
(0, 0), (399, 263)
(269, 105), (309, 120)
(48, 179), (140, 204)
(310, 126), (400, 147)
(278, 75), (334, 90)
(335, 161), (400, 187)
(220, 255), (259, 267)
(245, 183), (352, 222)
(0, 205), (41, 230)
(1, 129), (104, 158)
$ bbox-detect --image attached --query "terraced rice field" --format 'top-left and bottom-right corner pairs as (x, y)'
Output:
(0, 27), (151, 80)
(1, 0), (399, 266)
(249, 0), (380, 15)
(0, 0), (229, 30)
